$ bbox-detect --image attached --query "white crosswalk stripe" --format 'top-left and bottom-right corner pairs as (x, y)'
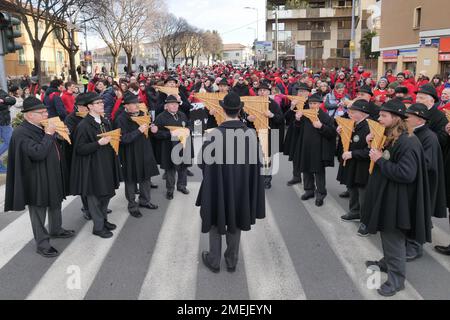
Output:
(26, 187), (127, 300)
(138, 183), (202, 300)
(293, 185), (424, 300)
(425, 224), (450, 273)
(241, 200), (306, 300)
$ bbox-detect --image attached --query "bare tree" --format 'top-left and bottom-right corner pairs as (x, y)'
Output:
(0, 0), (84, 82)
(167, 17), (189, 65)
(150, 12), (179, 70)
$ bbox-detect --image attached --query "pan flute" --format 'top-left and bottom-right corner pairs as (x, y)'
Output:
(194, 92), (227, 126)
(155, 86), (179, 96)
(335, 117), (355, 167)
(367, 119), (386, 174)
(286, 95), (307, 111)
(241, 96), (270, 165)
(302, 109), (320, 123)
(97, 128), (121, 155)
(75, 111), (88, 118)
(131, 115), (151, 138)
(165, 126), (190, 149)
(41, 117), (71, 144)
(138, 103), (149, 115)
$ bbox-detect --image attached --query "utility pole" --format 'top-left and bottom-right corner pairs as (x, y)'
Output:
(0, 32), (7, 90)
(350, 0), (356, 71)
(275, 6), (279, 68)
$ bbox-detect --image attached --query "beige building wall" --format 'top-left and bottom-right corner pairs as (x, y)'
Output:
(416, 47), (440, 77)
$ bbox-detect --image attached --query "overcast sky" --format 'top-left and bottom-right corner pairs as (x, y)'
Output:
(86, 0), (266, 50)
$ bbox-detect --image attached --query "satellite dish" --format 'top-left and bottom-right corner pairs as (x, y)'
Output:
(366, 4), (381, 31)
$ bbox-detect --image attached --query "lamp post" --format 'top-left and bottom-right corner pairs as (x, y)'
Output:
(248, 27), (258, 68)
(244, 6), (259, 41)
(350, 0), (356, 71)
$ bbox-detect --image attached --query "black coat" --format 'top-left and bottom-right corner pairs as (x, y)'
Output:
(70, 114), (122, 198)
(427, 104), (449, 148)
(293, 108), (337, 173)
(232, 83), (250, 97)
(268, 99), (285, 154)
(336, 119), (370, 187)
(361, 133), (432, 244)
(115, 111), (159, 183)
(4, 121), (66, 211)
(444, 135), (450, 211)
(414, 125), (447, 218)
(0, 90), (16, 126)
(153, 110), (192, 170)
(64, 111), (84, 175)
(195, 120), (266, 234)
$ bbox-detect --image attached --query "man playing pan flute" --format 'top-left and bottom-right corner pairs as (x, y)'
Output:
(336, 100), (371, 226)
(153, 95), (192, 200)
(115, 92), (159, 218)
(70, 93), (122, 239)
(4, 97), (75, 258)
(292, 93), (336, 207)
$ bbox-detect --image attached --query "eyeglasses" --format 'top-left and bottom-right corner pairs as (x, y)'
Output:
(32, 110), (48, 115)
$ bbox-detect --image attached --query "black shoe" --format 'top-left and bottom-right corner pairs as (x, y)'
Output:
(93, 229), (113, 239)
(339, 190), (350, 198)
(301, 192), (315, 201)
(177, 187), (190, 195)
(151, 183), (158, 189)
(104, 221), (117, 231)
(139, 203), (159, 210)
(357, 224), (369, 237)
(130, 211), (143, 218)
(406, 253), (423, 262)
(226, 265), (236, 273)
(186, 169), (194, 177)
(377, 282), (405, 297)
(106, 209), (112, 214)
(315, 198), (324, 207)
(201, 251), (220, 273)
(341, 212), (361, 222)
(83, 211), (92, 220)
(365, 260), (387, 273)
(264, 182), (272, 189)
(435, 245), (450, 256)
(50, 229), (76, 239)
(36, 246), (59, 258)
(287, 177), (302, 186)
(166, 191), (174, 200)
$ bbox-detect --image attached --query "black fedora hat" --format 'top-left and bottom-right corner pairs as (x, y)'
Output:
(22, 96), (47, 113)
(84, 92), (102, 105)
(257, 81), (271, 91)
(405, 103), (429, 120)
(395, 86), (409, 95)
(308, 93), (323, 103)
(164, 77), (178, 84)
(164, 95), (180, 104)
(75, 93), (88, 106)
(348, 99), (371, 114)
(380, 99), (407, 119)
(416, 83), (439, 102)
(358, 85), (374, 96)
(297, 82), (311, 92)
(123, 91), (139, 104)
(218, 78), (229, 86)
(219, 92), (243, 110)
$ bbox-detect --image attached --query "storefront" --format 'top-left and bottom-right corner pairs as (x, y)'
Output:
(439, 37), (450, 77)
(382, 50), (398, 73)
(399, 49), (418, 74)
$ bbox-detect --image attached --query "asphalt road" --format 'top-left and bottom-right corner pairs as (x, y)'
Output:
(0, 144), (449, 300)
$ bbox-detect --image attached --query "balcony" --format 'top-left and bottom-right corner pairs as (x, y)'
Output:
(267, 6), (356, 20)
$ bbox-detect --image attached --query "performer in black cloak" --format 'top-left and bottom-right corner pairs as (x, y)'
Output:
(4, 97), (75, 258)
(115, 92), (159, 218)
(204, 78), (230, 130)
(70, 93), (122, 239)
(284, 83), (310, 186)
(153, 95), (192, 200)
(435, 122), (450, 255)
(404, 103), (447, 260)
(293, 93), (337, 207)
(64, 93), (90, 220)
(363, 100), (432, 297)
(196, 92), (266, 273)
(336, 100), (371, 227)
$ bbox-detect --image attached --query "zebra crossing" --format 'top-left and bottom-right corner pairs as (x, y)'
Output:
(0, 155), (449, 300)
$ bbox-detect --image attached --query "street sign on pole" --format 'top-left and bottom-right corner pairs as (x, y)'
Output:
(295, 45), (306, 61)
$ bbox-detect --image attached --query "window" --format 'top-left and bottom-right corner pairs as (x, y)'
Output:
(236, 52), (240, 57)
(337, 20), (352, 29)
(413, 7), (421, 29)
(18, 48), (25, 64)
(272, 23), (285, 31)
(338, 0), (352, 7)
(309, 0), (326, 8)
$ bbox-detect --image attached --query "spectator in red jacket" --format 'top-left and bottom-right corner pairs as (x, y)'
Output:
(438, 87), (450, 111)
(385, 69), (397, 84)
(396, 72), (416, 99)
(416, 71), (430, 91)
(373, 77), (389, 106)
(431, 74), (444, 98)
(60, 81), (76, 113)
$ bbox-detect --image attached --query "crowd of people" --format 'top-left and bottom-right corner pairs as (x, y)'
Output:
(1, 62), (450, 297)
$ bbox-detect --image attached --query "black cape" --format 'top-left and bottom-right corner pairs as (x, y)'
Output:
(293, 108), (337, 174)
(444, 134), (450, 213)
(115, 111), (159, 183)
(69, 114), (122, 198)
(195, 120), (266, 234)
(4, 121), (66, 211)
(361, 133), (432, 244)
(283, 100), (309, 160)
(427, 105), (449, 147)
(336, 119), (370, 187)
(414, 125), (447, 219)
(153, 110), (193, 170)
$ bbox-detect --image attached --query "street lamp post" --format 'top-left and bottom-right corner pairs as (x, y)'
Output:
(248, 27), (258, 68)
(244, 6), (259, 41)
(350, 0), (356, 71)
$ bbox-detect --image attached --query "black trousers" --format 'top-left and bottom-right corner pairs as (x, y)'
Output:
(166, 165), (187, 192)
(86, 196), (111, 232)
(348, 186), (366, 216)
(303, 170), (326, 199)
(125, 179), (151, 213)
(206, 226), (242, 269)
(380, 229), (406, 289)
(29, 204), (63, 250)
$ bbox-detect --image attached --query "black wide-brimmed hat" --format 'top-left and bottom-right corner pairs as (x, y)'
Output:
(380, 99), (407, 119)
(218, 78), (229, 86)
(219, 92), (243, 110)
(84, 92), (102, 105)
(257, 81), (272, 91)
(416, 83), (439, 102)
(164, 77), (178, 84)
(405, 103), (429, 120)
(395, 86), (409, 95)
(297, 82), (311, 92)
(308, 93), (323, 103)
(22, 96), (47, 113)
(348, 99), (371, 114)
(75, 93), (88, 106)
(123, 91), (139, 104)
(164, 95), (180, 104)
(358, 85), (374, 96)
